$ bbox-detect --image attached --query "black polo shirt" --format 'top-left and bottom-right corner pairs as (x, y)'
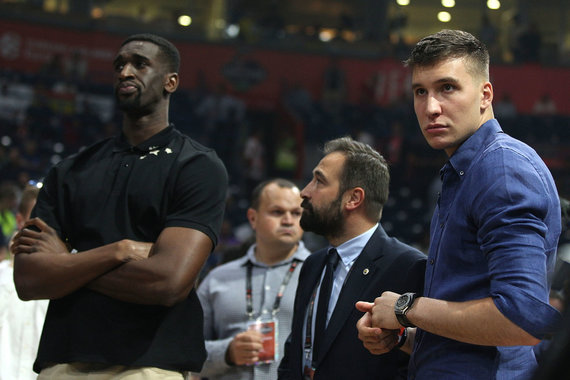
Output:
(32, 125), (228, 372)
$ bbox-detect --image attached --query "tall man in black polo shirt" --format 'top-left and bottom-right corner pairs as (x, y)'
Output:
(11, 34), (228, 379)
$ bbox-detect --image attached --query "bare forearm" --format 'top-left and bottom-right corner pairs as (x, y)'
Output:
(88, 227), (212, 306)
(14, 244), (123, 300)
(87, 257), (195, 305)
(408, 297), (540, 346)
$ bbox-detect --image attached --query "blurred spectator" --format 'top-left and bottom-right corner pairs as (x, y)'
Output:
(321, 56), (346, 113)
(37, 53), (65, 89)
(479, 14), (500, 62)
(531, 197), (570, 379)
(196, 179), (309, 380)
(0, 181), (20, 261)
(243, 128), (267, 197)
(516, 21), (542, 63)
(532, 93), (558, 116)
(0, 183), (48, 380)
(195, 83), (246, 172)
(195, 83), (246, 134)
(64, 51), (88, 87)
(494, 93), (518, 120)
(282, 82), (317, 124)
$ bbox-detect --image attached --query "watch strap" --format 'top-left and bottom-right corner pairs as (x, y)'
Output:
(396, 311), (416, 328)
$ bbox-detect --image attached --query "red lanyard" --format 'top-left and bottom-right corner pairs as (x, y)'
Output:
(245, 260), (299, 320)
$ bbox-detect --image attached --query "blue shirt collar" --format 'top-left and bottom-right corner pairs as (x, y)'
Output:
(333, 223), (378, 267)
(444, 119), (503, 178)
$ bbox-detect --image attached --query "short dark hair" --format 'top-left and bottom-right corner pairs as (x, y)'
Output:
(121, 33), (180, 73)
(323, 137), (389, 221)
(405, 29), (489, 80)
(250, 178), (298, 210)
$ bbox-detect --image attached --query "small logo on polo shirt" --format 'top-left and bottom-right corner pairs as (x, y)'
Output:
(139, 147), (174, 160)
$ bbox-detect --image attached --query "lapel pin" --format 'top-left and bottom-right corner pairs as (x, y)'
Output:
(363, 268), (369, 275)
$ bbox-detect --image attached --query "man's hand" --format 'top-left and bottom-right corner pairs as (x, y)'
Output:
(356, 301), (400, 355)
(11, 217), (152, 263)
(115, 239), (153, 262)
(363, 291), (403, 330)
(11, 217), (68, 256)
(226, 330), (263, 366)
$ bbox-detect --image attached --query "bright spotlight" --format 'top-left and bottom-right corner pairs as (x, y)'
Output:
(441, 0), (455, 7)
(438, 11), (451, 22)
(487, 0), (501, 10)
(226, 24), (240, 38)
(319, 29), (336, 42)
(178, 15), (192, 27)
(91, 7), (104, 19)
(396, 0), (410, 5)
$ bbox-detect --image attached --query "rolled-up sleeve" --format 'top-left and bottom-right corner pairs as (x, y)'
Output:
(474, 148), (561, 338)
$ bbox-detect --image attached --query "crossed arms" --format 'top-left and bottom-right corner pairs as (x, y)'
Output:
(12, 217), (212, 306)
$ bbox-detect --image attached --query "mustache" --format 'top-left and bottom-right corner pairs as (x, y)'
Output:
(301, 199), (312, 211)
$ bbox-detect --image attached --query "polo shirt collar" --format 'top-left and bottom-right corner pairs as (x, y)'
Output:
(445, 119), (503, 178)
(242, 241), (309, 268)
(113, 124), (177, 153)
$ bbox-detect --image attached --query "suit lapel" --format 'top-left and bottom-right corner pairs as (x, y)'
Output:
(293, 250), (327, 369)
(317, 227), (387, 361)
(297, 251), (327, 311)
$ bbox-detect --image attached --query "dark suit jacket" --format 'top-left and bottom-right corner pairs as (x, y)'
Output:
(278, 225), (426, 380)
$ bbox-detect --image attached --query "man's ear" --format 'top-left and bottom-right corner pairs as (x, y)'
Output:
(164, 73), (179, 94)
(344, 187), (365, 211)
(481, 81), (493, 110)
(246, 208), (257, 231)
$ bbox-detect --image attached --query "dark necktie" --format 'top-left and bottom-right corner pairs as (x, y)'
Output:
(313, 248), (340, 364)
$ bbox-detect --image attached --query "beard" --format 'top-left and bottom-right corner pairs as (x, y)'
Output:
(300, 195), (344, 238)
(116, 90), (143, 113)
(115, 86), (157, 117)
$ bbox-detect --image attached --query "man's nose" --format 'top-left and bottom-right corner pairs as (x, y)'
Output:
(282, 212), (294, 224)
(119, 63), (135, 79)
(426, 95), (442, 116)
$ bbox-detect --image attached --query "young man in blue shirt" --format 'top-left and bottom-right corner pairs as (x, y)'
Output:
(356, 29), (561, 379)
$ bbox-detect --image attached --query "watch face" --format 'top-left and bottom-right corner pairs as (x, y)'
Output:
(396, 295), (409, 309)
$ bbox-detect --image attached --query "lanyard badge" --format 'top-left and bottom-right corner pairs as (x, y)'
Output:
(247, 317), (278, 364)
(245, 260), (299, 365)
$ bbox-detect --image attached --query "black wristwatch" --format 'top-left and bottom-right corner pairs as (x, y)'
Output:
(394, 292), (418, 328)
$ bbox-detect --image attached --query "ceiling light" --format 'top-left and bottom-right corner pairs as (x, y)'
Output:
(319, 29), (336, 42)
(441, 0), (455, 7)
(226, 24), (240, 38)
(396, 0), (410, 6)
(91, 7), (104, 19)
(487, 0), (501, 10)
(177, 15), (192, 27)
(438, 11), (451, 22)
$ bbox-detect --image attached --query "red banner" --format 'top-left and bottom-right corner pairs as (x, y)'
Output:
(1, 19), (568, 114)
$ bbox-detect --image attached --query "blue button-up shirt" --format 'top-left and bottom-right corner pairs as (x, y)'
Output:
(409, 119), (561, 380)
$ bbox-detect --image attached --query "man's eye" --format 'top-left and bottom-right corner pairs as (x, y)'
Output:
(415, 88), (426, 96)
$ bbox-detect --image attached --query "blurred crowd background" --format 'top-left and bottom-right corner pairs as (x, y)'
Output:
(0, 0), (569, 266)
